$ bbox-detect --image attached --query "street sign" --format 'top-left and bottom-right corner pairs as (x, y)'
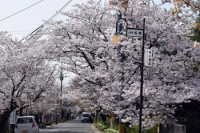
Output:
(126, 28), (143, 37)
(144, 49), (155, 67)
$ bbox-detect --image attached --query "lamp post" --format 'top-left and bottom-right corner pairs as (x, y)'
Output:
(125, 18), (146, 133)
(112, 16), (146, 133)
(139, 18), (145, 133)
(111, 10), (127, 43)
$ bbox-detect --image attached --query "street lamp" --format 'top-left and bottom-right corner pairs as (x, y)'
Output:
(111, 10), (127, 44)
(111, 33), (121, 43)
(112, 12), (146, 133)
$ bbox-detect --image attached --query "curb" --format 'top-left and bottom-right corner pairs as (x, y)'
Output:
(91, 124), (103, 133)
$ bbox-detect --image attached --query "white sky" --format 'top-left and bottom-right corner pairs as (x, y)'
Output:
(0, 0), (166, 57)
(0, 0), (166, 39)
(0, 0), (88, 39)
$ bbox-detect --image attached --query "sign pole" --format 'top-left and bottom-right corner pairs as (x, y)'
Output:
(113, 8), (146, 133)
(139, 18), (145, 133)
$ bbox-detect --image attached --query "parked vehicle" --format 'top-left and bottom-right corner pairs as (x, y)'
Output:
(15, 116), (39, 133)
(80, 112), (93, 123)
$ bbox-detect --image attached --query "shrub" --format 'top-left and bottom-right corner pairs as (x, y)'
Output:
(127, 125), (158, 133)
(105, 128), (119, 133)
(127, 126), (139, 133)
(95, 122), (109, 131)
(144, 125), (158, 133)
(95, 119), (158, 133)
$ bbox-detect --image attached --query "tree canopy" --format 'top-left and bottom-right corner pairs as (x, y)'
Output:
(44, 0), (200, 127)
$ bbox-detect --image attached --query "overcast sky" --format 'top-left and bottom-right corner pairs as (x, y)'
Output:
(0, 0), (89, 39)
(0, 0), (164, 39)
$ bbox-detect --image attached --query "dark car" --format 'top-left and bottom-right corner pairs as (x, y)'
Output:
(80, 112), (93, 123)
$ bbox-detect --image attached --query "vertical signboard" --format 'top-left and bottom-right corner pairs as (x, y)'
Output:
(144, 49), (154, 67)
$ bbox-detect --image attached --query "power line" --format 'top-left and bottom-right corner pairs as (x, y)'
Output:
(0, 0), (46, 22)
(22, 0), (74, 42)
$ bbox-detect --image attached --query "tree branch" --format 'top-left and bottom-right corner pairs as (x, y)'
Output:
(76, 46), (95, 71)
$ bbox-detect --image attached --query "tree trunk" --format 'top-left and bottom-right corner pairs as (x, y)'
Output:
(0, 109), (12, 133)
(0, 100), (18, 133)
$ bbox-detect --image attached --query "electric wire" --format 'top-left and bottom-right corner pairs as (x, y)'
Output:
(0, 0), (46, 22)
(21, 0), (74, 42)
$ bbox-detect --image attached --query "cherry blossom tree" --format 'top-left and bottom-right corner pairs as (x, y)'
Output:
(46, 0), (199, 127)
(160, 0), (199, 21)
(0, 32), (57, 132)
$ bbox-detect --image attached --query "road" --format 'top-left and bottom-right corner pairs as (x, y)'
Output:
(40, 120), (98, 133)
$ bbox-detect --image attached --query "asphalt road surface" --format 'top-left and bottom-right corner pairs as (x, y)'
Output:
(39, 120), (98, 133)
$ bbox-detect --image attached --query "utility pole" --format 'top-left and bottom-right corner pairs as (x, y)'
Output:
(139, 18), (145, 133)
(60, 63), (64, 120)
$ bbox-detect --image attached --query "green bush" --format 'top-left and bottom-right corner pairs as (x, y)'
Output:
(105, 128), (119, 133)
(112, 124), (120, 131)
(144, 125), (158, 133)
(127, 125), (158, 133)
(5, 129), (9, 133)
(95, 122), (109, 131)
(95, 118), (158, 133)
(127, 126), (139, 133)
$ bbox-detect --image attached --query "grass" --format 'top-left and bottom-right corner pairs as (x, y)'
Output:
(105, 128), (119, 133)
(95, 122), (109, 131)
(95, 121), (158, 133)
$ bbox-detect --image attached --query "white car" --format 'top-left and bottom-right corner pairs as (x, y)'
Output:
(15, 116), (39, 133)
